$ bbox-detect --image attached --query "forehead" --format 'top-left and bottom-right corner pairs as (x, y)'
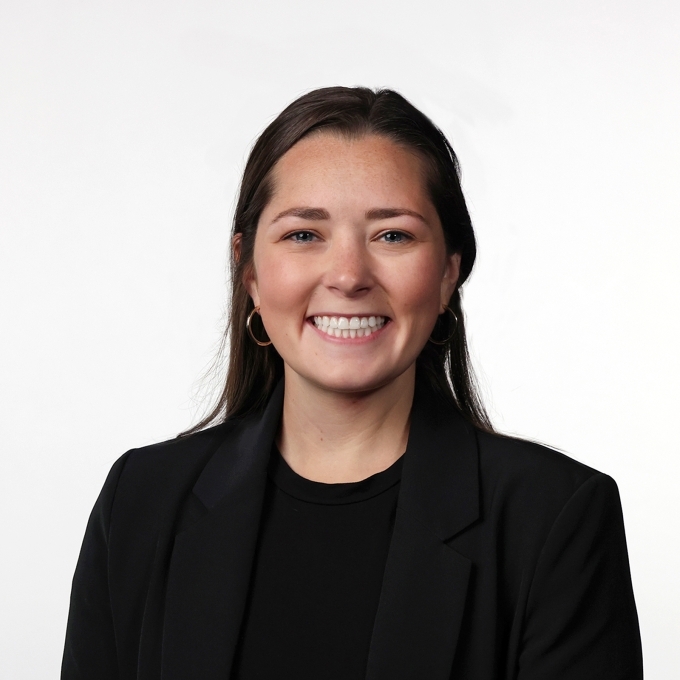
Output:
(269, 132), (431, 204)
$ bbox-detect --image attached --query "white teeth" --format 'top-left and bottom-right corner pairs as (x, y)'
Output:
(311, 314), (386, 337)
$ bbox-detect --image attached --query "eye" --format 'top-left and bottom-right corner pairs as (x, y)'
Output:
(285, 230), (318, 243)
(379, 230), (412, 244)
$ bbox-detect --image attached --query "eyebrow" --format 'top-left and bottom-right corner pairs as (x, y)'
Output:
(271, 206), (428, 224)
(272, 207), (331, 222)
(365, 207), (428, 224)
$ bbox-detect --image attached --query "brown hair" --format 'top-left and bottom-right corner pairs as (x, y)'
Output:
(182, 86), (493, 435)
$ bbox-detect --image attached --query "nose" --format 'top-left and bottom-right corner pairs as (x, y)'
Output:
(322, 232), (374, 297)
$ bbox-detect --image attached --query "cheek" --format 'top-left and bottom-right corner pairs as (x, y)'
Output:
(254, 253), (312, 317)
(387, 252), (444, 315)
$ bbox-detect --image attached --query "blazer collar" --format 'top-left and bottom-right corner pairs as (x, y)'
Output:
(365, 377), (479, 678)
(160, 375), (478, 680)
(193, 378), (285, 510)
(399, 376), (480, 540)
(160, 381), (285, 680)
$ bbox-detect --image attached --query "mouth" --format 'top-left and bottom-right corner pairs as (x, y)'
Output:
(308, 314), (389, 339)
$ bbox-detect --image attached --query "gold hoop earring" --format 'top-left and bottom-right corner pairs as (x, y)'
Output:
(246, 306), (272, 346)
(428, 305), (458, 345)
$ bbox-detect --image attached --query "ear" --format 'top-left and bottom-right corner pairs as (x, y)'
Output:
(440, 252), (461, 311)
(232, 233), (242, 264)
(233, 233), (261, 307)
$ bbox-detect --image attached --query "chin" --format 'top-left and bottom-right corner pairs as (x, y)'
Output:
(284, 353), (416, 395)
(304, 367), (409, 396)
(324, 379), (385, 395)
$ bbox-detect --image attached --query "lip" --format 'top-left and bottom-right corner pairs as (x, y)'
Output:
(306, 317), (391, 342)
(306, 313), (391, 320)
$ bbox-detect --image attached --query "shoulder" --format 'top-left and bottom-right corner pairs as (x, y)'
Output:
(476, 429), (602, 495)
(120, 422), (233, 485)
(442, 427), (630, 596)
(106, 419), (239, 526)
(472, 428), (620, 537)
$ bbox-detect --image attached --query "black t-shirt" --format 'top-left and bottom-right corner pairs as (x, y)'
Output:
(231, 445), (404, 680)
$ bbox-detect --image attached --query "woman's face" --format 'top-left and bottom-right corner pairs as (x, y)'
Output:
(244, 132), (460, 395)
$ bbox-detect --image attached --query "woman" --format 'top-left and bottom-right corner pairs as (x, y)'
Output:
(62, 87), (643, 679)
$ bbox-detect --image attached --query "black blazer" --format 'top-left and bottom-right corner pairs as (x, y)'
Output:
(62, 378), (643, 679)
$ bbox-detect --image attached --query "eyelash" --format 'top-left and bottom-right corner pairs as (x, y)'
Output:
(285, 231), (318, 243)
(380, 230), (412, 244)
(284, 230), (412, 244)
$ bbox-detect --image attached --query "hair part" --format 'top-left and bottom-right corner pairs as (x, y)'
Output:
(181, 86), (493, 436)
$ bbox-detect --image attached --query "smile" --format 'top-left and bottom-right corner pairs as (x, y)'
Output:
(311, 315), (387, 338)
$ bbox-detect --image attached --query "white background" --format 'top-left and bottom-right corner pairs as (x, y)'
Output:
(1, 1), (678, 676)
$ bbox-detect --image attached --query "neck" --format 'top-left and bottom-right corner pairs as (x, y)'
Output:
(276, 366), (415, 483)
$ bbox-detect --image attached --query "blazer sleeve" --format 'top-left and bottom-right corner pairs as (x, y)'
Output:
(61, 452), (131, 680)
(517, 472), (643, 679)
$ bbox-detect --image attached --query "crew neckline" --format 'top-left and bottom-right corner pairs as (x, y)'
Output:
(267, 446), (404, 506)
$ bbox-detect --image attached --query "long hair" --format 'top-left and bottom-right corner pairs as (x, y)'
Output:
(182, 86), (493, 435)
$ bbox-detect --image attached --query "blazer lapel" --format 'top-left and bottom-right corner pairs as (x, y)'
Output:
(160, 381), (285, 680)
(366, 379), (479, 680)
